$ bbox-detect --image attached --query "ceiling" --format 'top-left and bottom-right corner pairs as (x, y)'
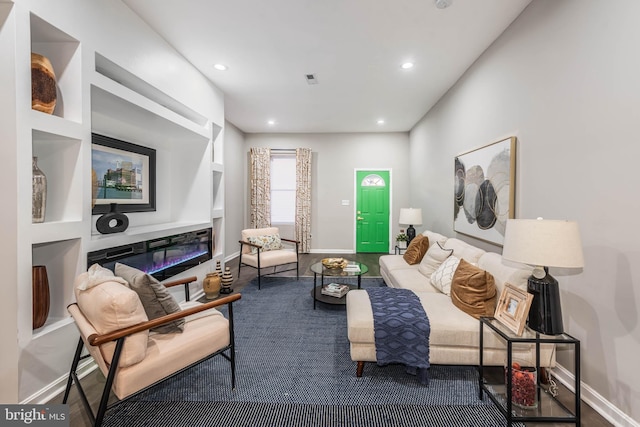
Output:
(122, 0), (531, 134)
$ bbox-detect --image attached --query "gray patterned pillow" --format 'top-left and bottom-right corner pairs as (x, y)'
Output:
(247, 233), (283, 254)
(114, 263), (184, 334)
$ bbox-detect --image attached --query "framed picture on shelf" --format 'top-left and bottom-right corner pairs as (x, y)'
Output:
(454, 137), (516, 246)
(91, 133), (156, 214)
(494, 283), (533, 336)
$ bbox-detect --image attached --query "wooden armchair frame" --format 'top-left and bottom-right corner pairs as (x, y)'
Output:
(238, 237), (300, 290)
(62, 276), (241, 427)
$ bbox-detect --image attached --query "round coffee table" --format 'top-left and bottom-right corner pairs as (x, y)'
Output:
(310, 261), (368, 309)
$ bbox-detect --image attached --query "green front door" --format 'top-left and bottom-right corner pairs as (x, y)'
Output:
(356, 170), (390, 253)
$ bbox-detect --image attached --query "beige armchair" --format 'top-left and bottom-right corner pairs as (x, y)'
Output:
(238, 227), (299, 289)
(62, 268), (240, 427)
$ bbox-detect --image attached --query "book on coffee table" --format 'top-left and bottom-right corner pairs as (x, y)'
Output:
(321, 283), (349, 298)
(343, 264), (361, 273)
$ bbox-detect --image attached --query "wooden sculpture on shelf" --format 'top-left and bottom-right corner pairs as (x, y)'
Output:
(31, 52), (57, 114)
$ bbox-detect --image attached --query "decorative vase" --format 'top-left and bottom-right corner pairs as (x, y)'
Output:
(202, 272), (221, 300)
(31, 53), (57, 114)
(32, 156), (47, 223)
(91, 168), (98, 208)
(32, 265), (50, 329)
(505, 360), (538, 409)
(215, 260), (223, 278)
(96, 203), (129, 234)
(220, 266), (234, 294)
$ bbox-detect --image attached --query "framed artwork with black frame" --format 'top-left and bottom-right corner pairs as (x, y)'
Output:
(91, 133), (156, 214)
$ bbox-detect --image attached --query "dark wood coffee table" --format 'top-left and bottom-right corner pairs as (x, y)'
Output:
(310, 261), (368, 309)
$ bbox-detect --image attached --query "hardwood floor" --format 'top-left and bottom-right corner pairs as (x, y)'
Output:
(50, 252), (610, 427)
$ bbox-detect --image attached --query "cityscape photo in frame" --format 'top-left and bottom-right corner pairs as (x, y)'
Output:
(91, 133), (156, 214)
(454, 137), (516, 246)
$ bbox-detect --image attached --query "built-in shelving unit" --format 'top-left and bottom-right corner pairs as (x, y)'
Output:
(8, 3), (225, 403)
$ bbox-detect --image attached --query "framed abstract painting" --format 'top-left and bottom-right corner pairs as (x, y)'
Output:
(454, 137), (516, 246)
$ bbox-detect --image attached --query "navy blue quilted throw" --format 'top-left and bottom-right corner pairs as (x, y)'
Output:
(366, 287), (430, 385)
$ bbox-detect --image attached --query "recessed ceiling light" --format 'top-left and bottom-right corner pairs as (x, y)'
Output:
(267, 120), (276, 125)
(213, 64), (228, 71)
(377, 119), (385, 125)
(401, 62), (414, 70)
(434, 0), (453, 9)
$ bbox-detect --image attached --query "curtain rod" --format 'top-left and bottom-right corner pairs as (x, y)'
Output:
(270, 148), (297, 152)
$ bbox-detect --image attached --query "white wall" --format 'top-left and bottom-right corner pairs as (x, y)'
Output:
(224, 121), (246, 259)
(410, 0), (640, 423)
(244, 132), (410, 252)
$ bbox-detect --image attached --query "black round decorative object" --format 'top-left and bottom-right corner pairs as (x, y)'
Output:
(96, 203), (129, 234)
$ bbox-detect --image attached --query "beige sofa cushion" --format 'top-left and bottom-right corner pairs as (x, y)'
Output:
(422, 230), (448, 248)
(74, 272), (148, 368)
(443, 238), (486, 264)
(450, 259), (497, 319)
(478, 252), (532, 295)
(389, 268), (439, 293)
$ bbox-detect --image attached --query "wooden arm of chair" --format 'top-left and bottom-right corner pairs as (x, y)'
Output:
(163, 276), (198, 289)
(86, 293), (242, 346)
(281, 238), (300, 244)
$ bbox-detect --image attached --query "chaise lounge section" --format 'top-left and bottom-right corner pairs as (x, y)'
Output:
(347, 230), (555, 375)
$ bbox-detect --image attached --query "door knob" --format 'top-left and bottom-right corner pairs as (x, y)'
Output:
(357, 216), (364, 221)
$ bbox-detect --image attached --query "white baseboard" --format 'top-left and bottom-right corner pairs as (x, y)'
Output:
(553, 364), (639, 427)
(309, 249), (354, 254)
(23, 357), (98, 404)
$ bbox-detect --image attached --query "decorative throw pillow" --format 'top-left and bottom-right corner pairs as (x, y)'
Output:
(402, 234), (430, 265)
(247, 233), (283, 254)
(418, 241), (454, 278)
(450, 258), (498, 319)
(115, 263), (185, 334)
(430, 255), (461, 296)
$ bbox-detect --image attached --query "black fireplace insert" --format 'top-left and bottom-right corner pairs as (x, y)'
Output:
(87, 228), (213, 281)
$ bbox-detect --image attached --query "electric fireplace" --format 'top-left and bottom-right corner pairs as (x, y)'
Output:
(87, 228), (213, 281)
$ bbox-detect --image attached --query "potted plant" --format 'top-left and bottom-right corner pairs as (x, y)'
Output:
(396, 230), (408, 248)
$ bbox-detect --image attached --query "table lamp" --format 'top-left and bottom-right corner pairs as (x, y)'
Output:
(399, 208), (422, 243)
(502, 218), (584, 335)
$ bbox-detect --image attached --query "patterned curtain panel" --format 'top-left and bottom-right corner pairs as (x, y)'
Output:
(296, 148), (312, 253)
(250, 147), (271, 228)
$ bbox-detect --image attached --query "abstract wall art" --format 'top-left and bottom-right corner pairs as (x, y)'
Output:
(454, 137), (516, 246)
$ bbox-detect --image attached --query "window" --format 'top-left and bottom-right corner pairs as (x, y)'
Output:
(271, 154), (296, 224)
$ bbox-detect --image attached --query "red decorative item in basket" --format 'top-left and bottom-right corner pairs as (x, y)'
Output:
(506, 361), (538, 409)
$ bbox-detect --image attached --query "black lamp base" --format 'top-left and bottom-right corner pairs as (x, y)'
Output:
(406, 225), (416, 243)
(526, 269), (564, 335)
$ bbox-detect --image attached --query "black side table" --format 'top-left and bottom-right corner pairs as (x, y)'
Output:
(394, 245), (407, 255)
(479, 317), (580, 426)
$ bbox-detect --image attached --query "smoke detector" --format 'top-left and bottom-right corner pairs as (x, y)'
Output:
(434, 0), (452, 9)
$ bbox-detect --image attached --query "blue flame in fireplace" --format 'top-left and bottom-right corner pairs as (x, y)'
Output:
(145, 249), (209, 275)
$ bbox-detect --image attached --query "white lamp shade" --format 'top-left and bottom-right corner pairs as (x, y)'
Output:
(399, 208), (422, 226)
(502, 219), (584, 268)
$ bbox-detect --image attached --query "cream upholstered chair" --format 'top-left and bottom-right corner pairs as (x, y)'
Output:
(62, 265), (241, 427)
(238, 227), (299, 289)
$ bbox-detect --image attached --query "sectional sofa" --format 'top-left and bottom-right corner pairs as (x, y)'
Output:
(347, 230), (555, 373)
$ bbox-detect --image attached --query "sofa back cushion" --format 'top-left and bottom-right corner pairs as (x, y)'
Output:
(477, 252), (532, 295)
(450, 259), (497, 319)
(402, 234), (430, 265)
(443, 238), (486, 264)
(422, 230), (447, 248)
(430, 255), (461, 296)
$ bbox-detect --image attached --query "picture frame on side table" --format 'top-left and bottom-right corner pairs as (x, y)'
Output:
(454, 137), (516, 246)
(91, 133), (156, 214)
(494, 283), (533, 336)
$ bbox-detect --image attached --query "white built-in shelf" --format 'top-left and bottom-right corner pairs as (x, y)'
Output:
(212, 208), (224, 219)
(32, 316), (74, 341)
(31, 221), (83, 244)
(91, 76), (208, 143)
(212, 163), (223, 173)
(30, 111), (83, 139)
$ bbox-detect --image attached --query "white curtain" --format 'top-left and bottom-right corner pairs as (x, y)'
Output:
(296, 148), (312, 253)
(249, 147), (271, 228)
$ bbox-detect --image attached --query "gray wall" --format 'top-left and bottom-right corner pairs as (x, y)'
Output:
(242, 132), (410, 253)
(410, 0), (640, 421)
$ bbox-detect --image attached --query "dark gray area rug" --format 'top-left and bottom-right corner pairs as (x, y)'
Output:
(102, 277), (516, 426)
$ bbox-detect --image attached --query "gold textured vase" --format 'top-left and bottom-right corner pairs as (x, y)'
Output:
(202, 272), (221, 300)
